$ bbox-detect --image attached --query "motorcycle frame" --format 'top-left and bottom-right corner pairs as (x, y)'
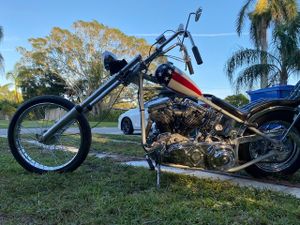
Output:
(40, 29), (282, 151)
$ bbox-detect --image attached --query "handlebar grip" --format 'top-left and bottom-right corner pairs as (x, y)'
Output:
(186, 60), (194, 75)
(192, 46), (203, 65)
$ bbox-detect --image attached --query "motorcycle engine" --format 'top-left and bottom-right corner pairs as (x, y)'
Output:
(148, 97), (210, 136)
(146, 97), (236, 170)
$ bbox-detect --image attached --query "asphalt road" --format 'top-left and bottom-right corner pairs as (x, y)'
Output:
(0, 127), (122, 137)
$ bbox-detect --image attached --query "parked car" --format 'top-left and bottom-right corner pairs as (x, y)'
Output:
(118, 98), (158, 135)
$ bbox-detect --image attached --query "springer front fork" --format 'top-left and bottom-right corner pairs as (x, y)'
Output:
(39, 73), (122, 143)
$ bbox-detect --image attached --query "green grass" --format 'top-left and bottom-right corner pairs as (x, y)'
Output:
(93, 133), (141, 142)
(89, 121), (117, 128)
(1, 137), (300, 224)
(0, 120), (117, 128)
(91, 134), (142, 157)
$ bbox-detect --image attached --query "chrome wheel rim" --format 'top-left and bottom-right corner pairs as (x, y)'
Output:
(14, 103), (82, 171)
(249, 120), (300, 173)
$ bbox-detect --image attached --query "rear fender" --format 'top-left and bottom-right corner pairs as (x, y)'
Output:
(246, 106), (300, 132)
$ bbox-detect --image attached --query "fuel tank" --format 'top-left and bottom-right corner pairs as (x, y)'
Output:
(155, 63), (202, 99)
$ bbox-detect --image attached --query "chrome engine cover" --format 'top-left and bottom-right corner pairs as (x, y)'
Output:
(152, 133), (236, 170)
(163, 142), (206, 168)
(206, 144), (235, 170)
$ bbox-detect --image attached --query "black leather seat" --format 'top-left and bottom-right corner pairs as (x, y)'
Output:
(211, 96), (248, 120)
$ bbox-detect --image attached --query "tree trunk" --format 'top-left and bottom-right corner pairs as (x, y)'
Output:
(280, 67), (288, 85)
(260, 18), (269, 88)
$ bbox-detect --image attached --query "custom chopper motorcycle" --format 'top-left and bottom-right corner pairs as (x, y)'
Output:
(8, 8), (300, 185)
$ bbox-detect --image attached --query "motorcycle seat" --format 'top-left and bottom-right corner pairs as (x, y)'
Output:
(211, 96), (248, 120)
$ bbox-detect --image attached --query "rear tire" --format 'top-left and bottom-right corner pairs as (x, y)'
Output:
(240, 110), (300, 177)
(8, 95), (92, 173)
(121, 117), (134, 135)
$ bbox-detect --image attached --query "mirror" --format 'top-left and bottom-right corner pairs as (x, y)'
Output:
(195, 8), (202, 22)
(178, 23), (184, 32)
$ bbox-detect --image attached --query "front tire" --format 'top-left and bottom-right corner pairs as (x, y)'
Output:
(8, 95), (92, 173)
(240, 110), (300, 177)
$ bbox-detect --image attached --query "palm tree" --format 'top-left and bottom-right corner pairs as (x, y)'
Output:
(6, 64), (23, 103)
(227, 12), (300, 91)
(6, 72), (21, 103)
(0, 26), (3, 71)
(236, 0), (298, 88)
(272, 14), (300, 84)
(0, 83), (14, 101)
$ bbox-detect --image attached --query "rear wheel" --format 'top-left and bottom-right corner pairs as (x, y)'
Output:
(8, 95), (91, 173)
(121, 117), (134, 135)
(240, 111), (300, 177)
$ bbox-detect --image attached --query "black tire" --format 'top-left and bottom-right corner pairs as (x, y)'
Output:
(8, 95), (92, 173)
(239, 110), (300, 177)
(121, 117), (134, 135)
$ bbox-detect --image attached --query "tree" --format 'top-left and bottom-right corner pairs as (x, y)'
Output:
(224, 94), (249, 107)
(0, 26), (3, 71)
(17, 20), (164, 116)
(0, 100), (17, 119)
(236, 0), (298, 88)
(17, 67), (67, 101)
(225, 13), (300, 90)
(0, 84), (15, 102)
(6, 64), (23, 103)
(272, 13), (300, 84)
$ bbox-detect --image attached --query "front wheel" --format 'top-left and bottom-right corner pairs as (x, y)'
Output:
(8, 95), (92, 173)
(240, 111), (300, 177)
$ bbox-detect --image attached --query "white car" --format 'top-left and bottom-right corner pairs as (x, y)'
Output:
(118, 98), (161, 135)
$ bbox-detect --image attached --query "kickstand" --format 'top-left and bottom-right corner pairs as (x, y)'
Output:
(145, 154), (155, 170)
(156, 162), (161, 189)
(155, 150), (162, 189)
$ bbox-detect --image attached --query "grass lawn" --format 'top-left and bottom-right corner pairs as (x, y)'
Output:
(0, 120), (117, 129)
(1, 137), (300, 225)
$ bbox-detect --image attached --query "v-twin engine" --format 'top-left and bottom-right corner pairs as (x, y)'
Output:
(146, 97), (237, 170)
(148, 97), (212, 136)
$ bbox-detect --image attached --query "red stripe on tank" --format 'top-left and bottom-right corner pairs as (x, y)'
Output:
(172, 71), (202, 96)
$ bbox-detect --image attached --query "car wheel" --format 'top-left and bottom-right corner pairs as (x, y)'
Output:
(121, 117), (134, 135)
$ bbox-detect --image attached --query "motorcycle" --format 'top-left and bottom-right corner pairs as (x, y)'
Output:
(8, 8), (300, 185)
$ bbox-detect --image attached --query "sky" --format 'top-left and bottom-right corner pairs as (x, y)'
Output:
(0, 0), (299, 98)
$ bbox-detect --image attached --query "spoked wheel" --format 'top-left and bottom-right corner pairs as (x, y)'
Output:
(8, 96), (91, 173)
(121, 117), (134, 135)
(240, 115), (300, 177)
